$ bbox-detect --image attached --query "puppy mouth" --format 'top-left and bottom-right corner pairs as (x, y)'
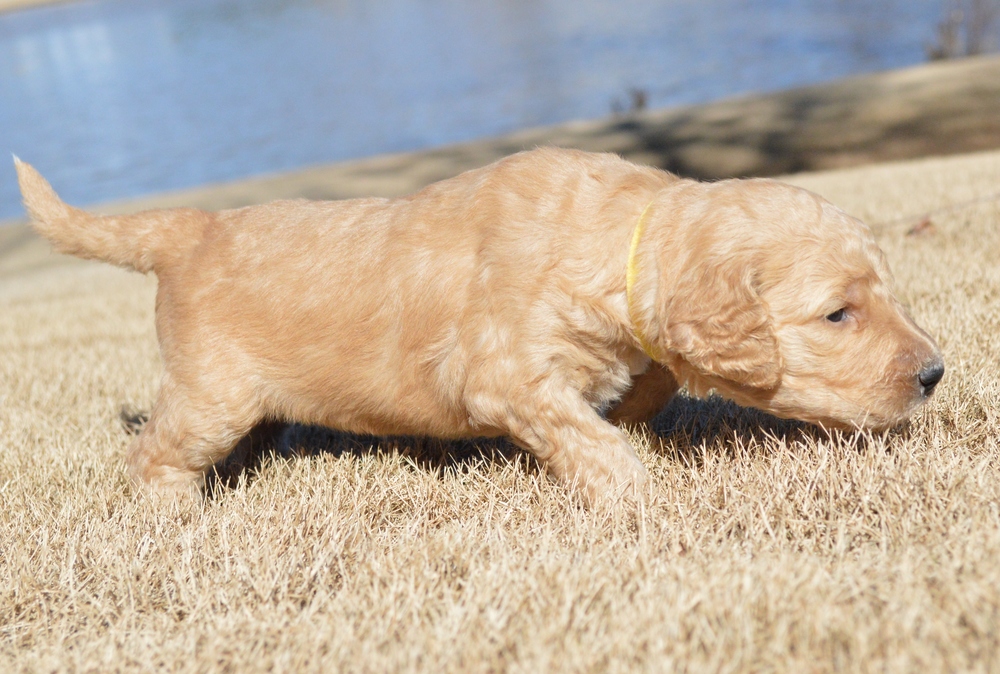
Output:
(834, 358), (944, 430)
(786, 383), (935, 432)
(807, 411), (903, 434)
(841, 392), (936, 432)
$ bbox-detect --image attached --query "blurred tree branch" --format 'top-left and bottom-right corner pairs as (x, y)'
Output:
(928, 0), (1000, 59)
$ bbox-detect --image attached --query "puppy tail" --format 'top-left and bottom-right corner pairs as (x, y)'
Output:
(14, 157), (208, 274)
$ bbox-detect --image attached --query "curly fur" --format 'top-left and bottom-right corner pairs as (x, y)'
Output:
(15, 149), (943, 505)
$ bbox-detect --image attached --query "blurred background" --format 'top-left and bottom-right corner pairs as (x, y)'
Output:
(1, 0), (998, 221)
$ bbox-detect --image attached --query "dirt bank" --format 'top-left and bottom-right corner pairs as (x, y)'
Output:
(2, 54), (999, 250)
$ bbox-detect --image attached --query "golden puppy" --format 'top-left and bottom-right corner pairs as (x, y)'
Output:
(15, 148), (943, 505)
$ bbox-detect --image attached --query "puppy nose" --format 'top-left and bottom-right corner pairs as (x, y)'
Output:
(918, 360), (944, 395)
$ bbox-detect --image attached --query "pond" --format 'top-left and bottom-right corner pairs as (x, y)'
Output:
(0, 0), (951, 220)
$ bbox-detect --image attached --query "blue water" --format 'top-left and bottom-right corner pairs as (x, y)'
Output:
(0, 0), (950, 220)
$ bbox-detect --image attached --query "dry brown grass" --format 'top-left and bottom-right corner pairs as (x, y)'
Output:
(3, 149), (1000, 672)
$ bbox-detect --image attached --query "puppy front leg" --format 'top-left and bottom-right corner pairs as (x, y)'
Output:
(607, 361), (679, 427)
(506, 391), (650, 506)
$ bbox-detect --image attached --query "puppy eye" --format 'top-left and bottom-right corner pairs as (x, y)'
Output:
(826, 308), (847, 323)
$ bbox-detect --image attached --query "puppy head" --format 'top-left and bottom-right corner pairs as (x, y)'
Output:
(632, 179), (943, 430)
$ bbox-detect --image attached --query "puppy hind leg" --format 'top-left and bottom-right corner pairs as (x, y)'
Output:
(504, 390), (650, 507)
(606, 361), (679, 427)
(126, 377), (261, 502)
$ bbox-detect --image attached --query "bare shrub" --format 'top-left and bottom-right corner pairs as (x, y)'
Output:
(928, 0), (1000, 58)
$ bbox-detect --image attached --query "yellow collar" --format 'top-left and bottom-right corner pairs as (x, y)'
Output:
(626, 201), (660, 360)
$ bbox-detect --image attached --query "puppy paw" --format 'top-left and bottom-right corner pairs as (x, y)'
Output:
(571, 456), (650, 510)
(129, 465), (205, 509)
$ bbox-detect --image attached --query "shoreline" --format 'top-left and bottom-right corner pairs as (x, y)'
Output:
(0, 0), (73, 13)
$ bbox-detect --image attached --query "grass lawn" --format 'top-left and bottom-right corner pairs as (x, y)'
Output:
(2, 148), (1000, 672)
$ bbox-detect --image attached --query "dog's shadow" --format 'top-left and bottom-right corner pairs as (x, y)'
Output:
(119, 408), (523, 496)
(120, 394), (833, 496)
(649, 395), (810, 459)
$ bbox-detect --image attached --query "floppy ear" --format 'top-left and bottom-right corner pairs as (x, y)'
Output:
(659, 264), (783, 390)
